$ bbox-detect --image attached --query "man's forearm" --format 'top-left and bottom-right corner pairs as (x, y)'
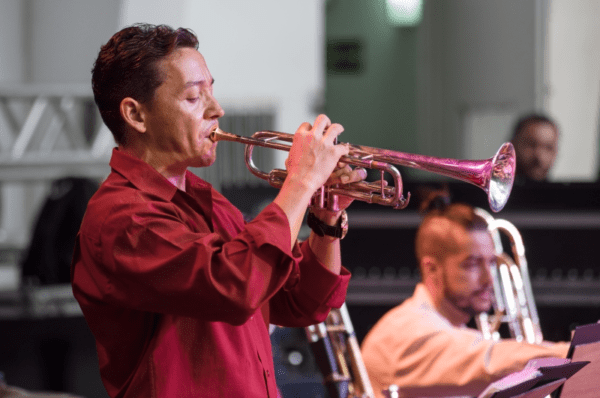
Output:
(308, 231), (342, 274)
(273, 177), (314, 249)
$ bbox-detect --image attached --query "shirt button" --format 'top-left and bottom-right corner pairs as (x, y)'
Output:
(266, 370), (271, 377)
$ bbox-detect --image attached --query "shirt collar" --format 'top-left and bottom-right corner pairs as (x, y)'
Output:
(413, 282), (436, 308)
(413, 282), (467, 328)
(109, 148), (180, 201)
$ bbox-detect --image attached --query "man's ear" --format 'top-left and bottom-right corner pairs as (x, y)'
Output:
(421, 256), (440, 281)
(120, 97), (146, 134)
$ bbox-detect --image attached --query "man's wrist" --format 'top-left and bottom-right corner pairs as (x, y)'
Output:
(309, 208), (342, 226)
(307, 209), (348, 239)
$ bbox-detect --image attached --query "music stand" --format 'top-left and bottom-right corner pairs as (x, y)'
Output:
(478, 358), (588, 398)
(554, 322), (600, 398)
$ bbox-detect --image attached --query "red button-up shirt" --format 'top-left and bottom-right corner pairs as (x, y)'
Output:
(71, 149), (350, 398)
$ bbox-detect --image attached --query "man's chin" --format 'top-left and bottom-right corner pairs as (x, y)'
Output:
(527, 169), (548, 181)
(190, 151), (217, 168)
(202, 157), (217, 168)
(473, 301), (493, 315)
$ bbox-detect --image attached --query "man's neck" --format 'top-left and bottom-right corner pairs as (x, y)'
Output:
(424, 281), (471, 327)
(436, 297), (471, 327)
(119, 145), (187, 191)
(164, 173), (186, 191)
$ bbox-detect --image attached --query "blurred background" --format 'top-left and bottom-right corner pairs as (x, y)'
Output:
(1, 0), (600, 397)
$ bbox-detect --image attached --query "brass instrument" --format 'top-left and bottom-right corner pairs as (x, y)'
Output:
(305, 303), (375, 398)
(474, 208), (543, 344)
(210, 129), (516, 212)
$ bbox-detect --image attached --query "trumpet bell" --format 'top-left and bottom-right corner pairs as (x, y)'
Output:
(488, 142), (516, 212)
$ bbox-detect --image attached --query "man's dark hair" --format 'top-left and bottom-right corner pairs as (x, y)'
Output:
(92, 23), (199, 145)
(511, 113), (558, 141)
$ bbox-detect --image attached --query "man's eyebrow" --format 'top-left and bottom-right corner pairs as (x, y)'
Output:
(462, 255), (481, 263)
(184, 78), (215, 88)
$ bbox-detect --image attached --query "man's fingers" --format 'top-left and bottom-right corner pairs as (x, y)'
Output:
(311, 114), (331, 138)
(341, 167), (367, 184)
(324, 123), (345, 145)
(311, 114), (345, 146)
(329, 165), (367, 184)
(295, 122), (313, 135)
(354, 167), (368, 181)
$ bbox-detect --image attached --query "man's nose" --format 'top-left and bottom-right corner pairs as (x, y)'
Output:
(206, 92), (225, 119)
(481, 264), (493, 286)
(533, 146), (551, 163)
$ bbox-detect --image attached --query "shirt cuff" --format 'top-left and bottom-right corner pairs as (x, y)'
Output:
(298, 241), (351, 308)
(244, 202), (303, 279)
(246, 202), (298, 258)
(245, 201), (349, 308)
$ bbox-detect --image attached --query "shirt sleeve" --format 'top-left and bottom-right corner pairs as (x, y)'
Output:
(85, 199), (306, 325)
(268, 238), (351, 327)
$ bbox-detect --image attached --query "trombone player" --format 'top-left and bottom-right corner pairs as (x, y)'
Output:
(360, 194), (569, 398)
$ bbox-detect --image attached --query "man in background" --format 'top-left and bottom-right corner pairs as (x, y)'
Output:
(510, 113), (559, 185)
(360, 197), (568, 398)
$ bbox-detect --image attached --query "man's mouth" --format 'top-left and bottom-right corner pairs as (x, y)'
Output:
(475, 289), (493, 300)
(208, 126), (220, 143)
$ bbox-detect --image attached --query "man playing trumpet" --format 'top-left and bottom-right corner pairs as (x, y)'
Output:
(71, 23), (365, 397)
(360, 195), (569, 398)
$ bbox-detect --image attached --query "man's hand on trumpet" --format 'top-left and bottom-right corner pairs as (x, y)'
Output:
(309, 161), (367, 223)
(284, 114), (351, 194)
(303, 158), (367, 275)
(274, 114), (366, 274)
(274, 114), (366, 250)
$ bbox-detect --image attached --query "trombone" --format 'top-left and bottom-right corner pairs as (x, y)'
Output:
(305, 303), (375, 398)
(474, 208), (543, 345)
(210, 128), (516, 212)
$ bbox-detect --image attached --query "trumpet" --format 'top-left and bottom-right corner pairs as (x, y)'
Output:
(210, 128), (516, 212)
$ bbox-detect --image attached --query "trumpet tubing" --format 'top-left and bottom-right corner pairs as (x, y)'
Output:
(210, 128), (516, 212)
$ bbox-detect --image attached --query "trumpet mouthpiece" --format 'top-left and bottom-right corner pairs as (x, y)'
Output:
(209, 127), (221, 143)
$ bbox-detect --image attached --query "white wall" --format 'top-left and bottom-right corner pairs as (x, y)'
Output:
(119, 0), (185, 30)
(418, 0), (539, 160)
(30, 0), (121, 84)
(0, 0), (26, 82)
(546, 0), (600, 181)
(0, 0), (28, 246)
